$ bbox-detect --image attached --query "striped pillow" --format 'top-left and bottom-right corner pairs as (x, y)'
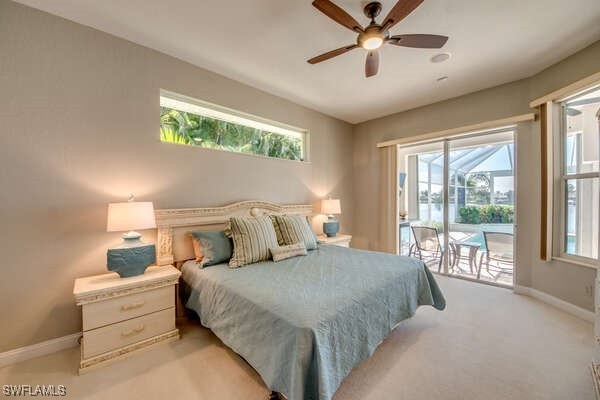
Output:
(270, 242), (307, 262)
(271, 215), (318, 250)
(226, 216), (279, 268)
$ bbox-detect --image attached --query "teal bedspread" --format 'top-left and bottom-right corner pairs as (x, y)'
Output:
(182, 244), (445, 400)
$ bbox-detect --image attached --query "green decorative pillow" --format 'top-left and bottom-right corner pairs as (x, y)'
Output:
(270, 242), (307, 262)
(191, 230), (232, 267)
(226, 216), (279, 268)
(271, 214), (318, 250)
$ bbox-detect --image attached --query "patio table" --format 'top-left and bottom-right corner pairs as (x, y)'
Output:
(451, 241), (481, 276)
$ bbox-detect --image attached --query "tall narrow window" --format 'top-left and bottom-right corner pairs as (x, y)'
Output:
(559, 86), (600, 262)
(159, 90), (308, 162)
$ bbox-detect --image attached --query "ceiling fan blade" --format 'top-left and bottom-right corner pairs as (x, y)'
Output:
(312, 0), (363, 33)
(365, 50), (379, 78)
(388, 34), (448, 48)
(380, 0), (424, 31)
(307, 44), (359, 64)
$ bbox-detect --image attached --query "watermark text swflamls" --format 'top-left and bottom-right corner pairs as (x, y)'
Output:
(3, 385), (66, 397)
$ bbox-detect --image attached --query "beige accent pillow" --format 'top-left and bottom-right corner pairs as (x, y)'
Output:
(226, 216), (279, 268)
(270, 215), (318, 250)
(270, 242), (307, 262)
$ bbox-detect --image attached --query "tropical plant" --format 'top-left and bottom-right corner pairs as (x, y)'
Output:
(159, 107), (303, 161)
(160, 126), (191, 145)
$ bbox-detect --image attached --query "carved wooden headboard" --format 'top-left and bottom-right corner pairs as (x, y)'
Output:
(154, 200), (313, 266)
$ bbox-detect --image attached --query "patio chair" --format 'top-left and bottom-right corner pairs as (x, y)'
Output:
(480, 232), (514, 278)
(409, 226), (451, 272)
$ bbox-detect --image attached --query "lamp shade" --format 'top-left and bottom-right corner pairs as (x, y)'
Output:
(107, 201), (156, 232)
(321, 199), (341, 215)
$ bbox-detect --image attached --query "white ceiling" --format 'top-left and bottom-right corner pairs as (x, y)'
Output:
(15, 0), (600, 124)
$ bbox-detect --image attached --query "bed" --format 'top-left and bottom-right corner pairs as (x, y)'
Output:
(155, 201), (445, 400)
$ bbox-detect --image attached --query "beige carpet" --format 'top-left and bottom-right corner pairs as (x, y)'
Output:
(0, 276), (594, 400)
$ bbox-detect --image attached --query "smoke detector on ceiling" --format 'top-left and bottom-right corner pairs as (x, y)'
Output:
(431, 53), (451, 63)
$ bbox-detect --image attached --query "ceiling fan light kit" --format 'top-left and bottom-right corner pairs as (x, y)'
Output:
(361, 34), (384, 50)
(308, 0), (449, 78)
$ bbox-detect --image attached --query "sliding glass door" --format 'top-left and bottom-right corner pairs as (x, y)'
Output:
(398, 129), (515, 287)
(447, 131), (515, 286)
(398, 141), (449, 273)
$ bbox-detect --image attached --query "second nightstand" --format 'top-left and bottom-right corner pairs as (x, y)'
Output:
(317, 234), (352, 248)
(73, 265), (180, 374)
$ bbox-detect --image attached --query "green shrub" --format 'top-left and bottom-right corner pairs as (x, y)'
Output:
(458, 205), (514, 224)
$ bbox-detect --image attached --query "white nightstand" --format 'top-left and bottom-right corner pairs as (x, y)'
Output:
(317, 234), (352, 248)
(73, 265), (181, 374)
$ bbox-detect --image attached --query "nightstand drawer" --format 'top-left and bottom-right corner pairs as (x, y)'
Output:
(83, 286), (173, 331)
(82, 307), (175, 359)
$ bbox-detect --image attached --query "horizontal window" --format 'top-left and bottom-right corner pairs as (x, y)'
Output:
(159, 90), (308, 162)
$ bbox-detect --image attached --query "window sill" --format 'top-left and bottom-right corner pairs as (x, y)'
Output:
(552, 256), (598, 270)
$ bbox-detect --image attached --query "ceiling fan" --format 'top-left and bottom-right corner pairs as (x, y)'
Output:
(308, 0), (449, 78)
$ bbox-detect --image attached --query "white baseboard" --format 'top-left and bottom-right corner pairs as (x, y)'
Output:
(0, 332), (81, 369)
(514, 285), (594, 322)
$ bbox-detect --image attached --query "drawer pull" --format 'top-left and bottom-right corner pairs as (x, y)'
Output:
(121, 325), (145, 337)
(121, 301), (145, 311)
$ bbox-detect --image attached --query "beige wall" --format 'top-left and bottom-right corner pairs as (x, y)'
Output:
(0, 1), (354, 352)
(353, 40), (600, 311)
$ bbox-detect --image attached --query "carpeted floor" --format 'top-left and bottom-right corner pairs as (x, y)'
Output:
(0, 276), (594, 400)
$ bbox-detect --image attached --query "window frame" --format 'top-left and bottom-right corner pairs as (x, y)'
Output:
(554, 84), (600, 267)
(159, 89), (310, 162)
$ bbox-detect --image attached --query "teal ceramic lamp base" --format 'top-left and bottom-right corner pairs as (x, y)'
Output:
(107, 231), (156, 278)
(323, 217), (339, 237)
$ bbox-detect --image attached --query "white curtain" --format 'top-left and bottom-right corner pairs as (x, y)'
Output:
(378, 145), (398, 254)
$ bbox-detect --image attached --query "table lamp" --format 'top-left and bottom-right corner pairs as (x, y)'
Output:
(106, 195), (156, 278)
(321, 199), (341, 237)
